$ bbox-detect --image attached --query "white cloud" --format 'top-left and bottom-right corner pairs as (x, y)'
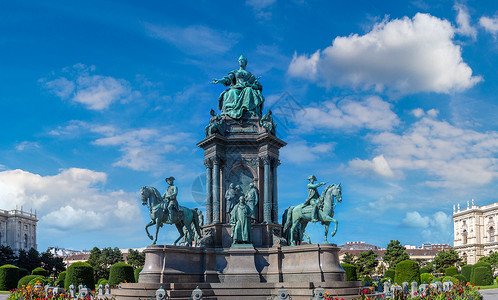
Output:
(403, 211), (453, 242)
(349, 155), (395, 178)
(412, 108), (425, 118)
(146, 24), (240, 55)
(479, 15), (498, 36)
(295, 96), (399, 132)
(16, 141), (40, 151)
(454, 4), (477, 39)
(245, 0), (276, 19)
(280, 140), (334, 164)
(0, 168), (141, 232)
(352, 116), (498, 187)
(288, 13), (482, 95)
(42, 64), (133, 110)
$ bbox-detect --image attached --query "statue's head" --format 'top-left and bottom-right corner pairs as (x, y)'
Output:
(229, 183), (234, 189)
(238, 55), (247, 67)
(236, 185), (241, 190)
(307, 175), (316, 182)
(239, 196), (245, 203)
(165, 176), (175, 184)
(268, 109), (272, 115)
(249, 183), (254, 188)
(210, 109), (215, 116)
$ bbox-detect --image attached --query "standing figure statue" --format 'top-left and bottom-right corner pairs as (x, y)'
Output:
(303, 175), (327, 223)
(230, 196), (253, 244)
(225, 183), (238, 219)
(211, 55), (264, 119)
(260, 110), (276, 135)
(163, 176), (179, 223)
(205, 109), (224, 136)
(245, 183), (259, 221)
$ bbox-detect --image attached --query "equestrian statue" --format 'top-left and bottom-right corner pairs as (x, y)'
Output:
(282, 175), (342, 246)
(140, 176), (203, 246)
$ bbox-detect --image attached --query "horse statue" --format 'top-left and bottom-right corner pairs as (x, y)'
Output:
(140, 186), (202, 246)
(282, 184), (342, 246)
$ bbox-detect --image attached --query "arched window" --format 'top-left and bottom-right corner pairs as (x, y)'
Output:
(24, 234), (28, 248)
(462, 253), (467, 263)
(463, 230), (468, 244)
(489, 227), (495, 242)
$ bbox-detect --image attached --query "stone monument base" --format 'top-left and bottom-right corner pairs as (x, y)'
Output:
(113, 243), (362, 300)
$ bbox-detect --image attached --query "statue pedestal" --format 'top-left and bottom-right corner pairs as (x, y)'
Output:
(221, 245), (260, 282)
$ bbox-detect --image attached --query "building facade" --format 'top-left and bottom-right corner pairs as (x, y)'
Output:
(453, 201), (498, 264)
(0, 209), (38, 253)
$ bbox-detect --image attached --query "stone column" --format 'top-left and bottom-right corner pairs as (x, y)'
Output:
(212, 157), (221, 224)
(204, 158), (213, 225)
(272, 160), (279, 223)
(263, 156), (271, 223)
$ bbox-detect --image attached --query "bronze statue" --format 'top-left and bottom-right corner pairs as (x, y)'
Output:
(230, 196), (253, 244)
(303, 175), (326, 223)
(245, 182), (259, 220)
(163, 176), (179, 223)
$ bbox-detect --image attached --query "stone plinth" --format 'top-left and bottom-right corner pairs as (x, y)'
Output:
(221, 245), (260, 282)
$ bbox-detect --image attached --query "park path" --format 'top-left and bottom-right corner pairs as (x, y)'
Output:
(481, 288), (498, 300)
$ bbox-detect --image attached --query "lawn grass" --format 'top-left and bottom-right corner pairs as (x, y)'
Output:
(0, 291), (10, 294)
(476, 282), (498, 290)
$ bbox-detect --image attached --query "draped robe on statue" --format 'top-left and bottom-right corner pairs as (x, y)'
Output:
(230, 201), (253, 244)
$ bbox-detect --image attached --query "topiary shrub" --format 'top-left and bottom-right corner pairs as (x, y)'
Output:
(453, 274), (467, 283)
(394, 260), (420, 284)
(28, 276), (48, 287)
(0, 264), (19, 291)
(18, 268), (29, 279)
(31, 267), (47, 276)
(65, 262), (94, 290)
(445, 266), (458, 276)
(461, 264), (473, 282)
(471, 266), (493, 286)
(362, 275), (372, 286)
(55, 271), (66, 287)
(108, 262), (135, 285)
(420, 266), (432, 274)
(384, 269), (395, 281)
(134, 267), (143, 283)
(97, 278), (109, 286)
(439, 276), (458, 284)
(420, 273), (434, 284)
(17, 275), (40, 289)
(341, 263), (357, 281)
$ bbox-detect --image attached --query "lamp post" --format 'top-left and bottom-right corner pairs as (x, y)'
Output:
(52, 266), (57, 284)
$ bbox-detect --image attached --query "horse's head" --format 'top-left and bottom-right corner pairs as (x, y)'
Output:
(333, 183), (342, 203)
(140, 186), (149, 206)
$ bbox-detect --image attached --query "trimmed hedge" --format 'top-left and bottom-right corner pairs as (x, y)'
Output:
(134, 267), (143, 283)
(97, 278), (109, 286)
(341, 263), (357, 281)
(28, 276), (47, 286)
(461, 264), (473, 282)
(0, 264), (19, 291)
(384, 269), (395, 281)
(394, 260), (420, 285)
(420, 273), (434, 284)
(18, 268), (29, 279)
(420, 266), (431, 274)
(445, 266), (458, 276)
(109, 262), (134, 285)
(17, 275), (40, 289)
(454, 274), (467, 283)
(439, 276), (458, 284)
(471, 266), (493, 286)
(31, 267), (47, 276)
(56, 271), (66, 287)
(65, 262), (94, 290)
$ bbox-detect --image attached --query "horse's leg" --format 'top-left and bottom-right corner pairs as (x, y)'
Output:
(153, 219), (161, 245)
(145, 220), (155, 240)
(324, 222), (330, 243)
(290, 221), (298, 246)
(330, 218), (338, 237)
(173, 223), (184, 246)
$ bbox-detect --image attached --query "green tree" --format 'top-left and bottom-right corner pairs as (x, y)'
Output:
(126, 249), (145, 269)
(0, 246), (16, 266)
(87, 247), (123, 281)
(433, 248), (462, 273)
(40, 250), (65, 275)
(355, 250), (378, 277)
(382, 240), (409, 269)
(478, 252), (498, 272)
(342, 253), (356, 265)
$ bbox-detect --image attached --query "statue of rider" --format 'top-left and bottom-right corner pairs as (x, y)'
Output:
(163, 176), (179, 223)
(303, 175), (326, 223)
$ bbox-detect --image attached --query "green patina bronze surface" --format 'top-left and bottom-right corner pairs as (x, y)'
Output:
(211, 55), (264, 119)
(230, 196), (253, 244)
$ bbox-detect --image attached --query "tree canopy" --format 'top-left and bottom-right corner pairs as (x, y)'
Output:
(433, 248), (462, 273)
(355, 250), (379, 277)
(382, 240), (409, 269)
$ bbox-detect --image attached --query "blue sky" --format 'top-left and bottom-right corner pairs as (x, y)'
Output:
(0, 0), (497, 251)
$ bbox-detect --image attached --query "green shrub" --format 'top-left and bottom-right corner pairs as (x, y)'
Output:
(461, 264), (473, 282)
(420, 273), (434, 284)
(18, 268), (29, 279)
(384, 269), (395, 281)
(341, 263), (357, 281)
(134, 267), (143, 283)
(97, 278), (109, 286)
(453, 274), (467, 283)
(0, 264), (19, 291)
(31, 267), (47, 276)
(420, 266), (432, 274)
(65, 262), (94, 290)
(394, 260), (420, 284)
(470, 263), (493, 286)
(17, 275), (40, 289)
(28, 276), (48, 286)
(439, 276), (458, 284)
(108, 262), (134, 285)
(58, 271), (67, 281)
(362, 275), (372, 286)
(445, 266), (458, 276)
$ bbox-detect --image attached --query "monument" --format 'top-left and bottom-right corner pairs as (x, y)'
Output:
(113, 56), (361, 300)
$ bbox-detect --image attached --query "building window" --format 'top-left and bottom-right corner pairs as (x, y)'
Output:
(24, 234), (28, 249)
(463, 230), (468, 244)
(489, 227), (495, 242)
(462, 253), (467, 263)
